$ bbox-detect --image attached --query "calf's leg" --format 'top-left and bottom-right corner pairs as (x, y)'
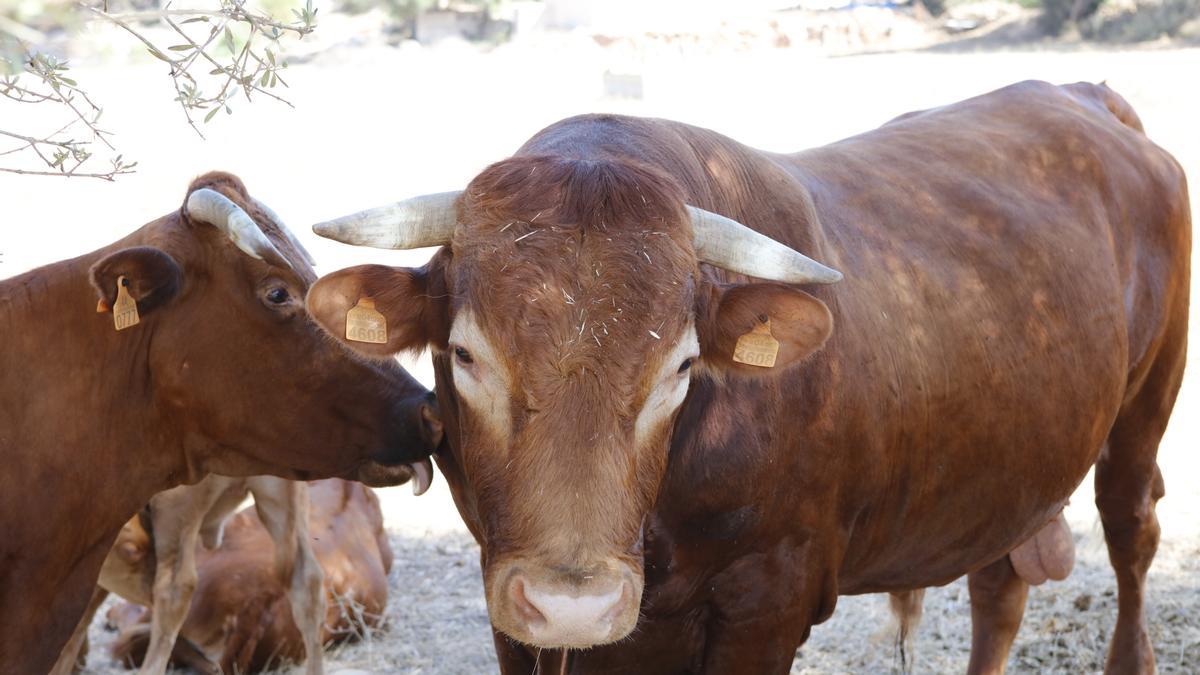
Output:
(252, 479), (326, 675)
(139, 519), (202, 675)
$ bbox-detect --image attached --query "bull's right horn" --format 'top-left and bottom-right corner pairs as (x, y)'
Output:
(688, 206), (842, 284)
(312, 191), (461, 250)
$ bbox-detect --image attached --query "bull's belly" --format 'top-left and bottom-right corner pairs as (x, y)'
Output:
(836, 422), (1111, 593)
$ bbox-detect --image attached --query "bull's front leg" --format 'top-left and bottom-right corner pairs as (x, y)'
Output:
(700, 544), (836, 675)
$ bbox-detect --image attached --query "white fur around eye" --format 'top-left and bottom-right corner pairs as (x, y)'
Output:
(634, 324), (699, 445)
(449, 310), (512, 443)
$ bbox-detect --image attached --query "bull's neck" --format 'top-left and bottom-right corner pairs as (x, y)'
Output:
(0, 228), (182, 492)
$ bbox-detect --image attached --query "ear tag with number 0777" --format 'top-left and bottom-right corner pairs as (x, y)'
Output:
(346, 297), (388, 344)
(733, 318), (778, 368)
(112, 276), (140, 331)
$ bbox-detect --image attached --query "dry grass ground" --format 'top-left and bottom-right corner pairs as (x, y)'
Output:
(3, 21), (1198, 674)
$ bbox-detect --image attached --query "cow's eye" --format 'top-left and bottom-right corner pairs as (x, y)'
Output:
(678, 357), (695, 374)
(266, 287), (290, 304)
(454, 346), (474, 365)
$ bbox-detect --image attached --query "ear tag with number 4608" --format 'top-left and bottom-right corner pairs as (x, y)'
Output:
(346, 297), (388, 344)
(733, 318), (778, 368)
(112, 276), (140, 331)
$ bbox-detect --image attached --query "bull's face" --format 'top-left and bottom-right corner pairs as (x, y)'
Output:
(90, 172), (438, 489)
(307, 156), (840, 648)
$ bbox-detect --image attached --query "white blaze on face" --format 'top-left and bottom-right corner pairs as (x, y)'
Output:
(634, 323), (699, 446)
(449, 310), (513, 442)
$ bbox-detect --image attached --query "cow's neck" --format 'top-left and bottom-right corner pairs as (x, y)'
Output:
(0, 230), (175, 461)
(0, 231), (187, 570)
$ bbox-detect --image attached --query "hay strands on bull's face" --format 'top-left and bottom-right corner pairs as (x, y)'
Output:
(310, 191), (844, 285)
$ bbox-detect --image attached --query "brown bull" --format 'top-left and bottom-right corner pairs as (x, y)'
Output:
(101, 478), (395, 674)
(0, 172), (439, 675)
(308, 81), (1190, 673)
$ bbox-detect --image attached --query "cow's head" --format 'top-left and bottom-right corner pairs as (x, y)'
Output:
(93, 172), (439, 491)
(307, 156), (839, 648)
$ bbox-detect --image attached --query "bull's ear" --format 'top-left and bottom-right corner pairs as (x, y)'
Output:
(306, 263), (443, 359)
(699, 282), (832, 376)
(90, 247), (183, 317)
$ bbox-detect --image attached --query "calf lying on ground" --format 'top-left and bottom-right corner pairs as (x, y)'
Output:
(55, 470), (427, 675)
(0, 172), (439, 674)
(95, 479), (397, 674)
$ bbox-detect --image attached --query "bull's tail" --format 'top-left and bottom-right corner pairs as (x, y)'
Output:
(888, 589), (925, 674)
(1064, 81), (1145, 133)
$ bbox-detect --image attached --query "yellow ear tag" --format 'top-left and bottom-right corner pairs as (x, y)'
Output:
(733, 318), (778, 368)
(112, 276), (140, 331)
(346, 297), (388, 344)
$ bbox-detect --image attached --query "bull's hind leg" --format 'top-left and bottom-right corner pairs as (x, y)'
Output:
(1095, 326), (1185, 674)
(965, 556), (1028, 675)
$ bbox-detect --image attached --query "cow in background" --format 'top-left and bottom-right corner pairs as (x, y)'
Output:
(0, 172), (441, 674)
(101, 479), (397, 674)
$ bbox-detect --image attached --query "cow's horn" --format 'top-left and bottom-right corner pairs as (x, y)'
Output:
(186, 188), (289, 269)
(312, 191), (460, 250)
(252, 198), (316, 267)
(687, 206), (842, 284)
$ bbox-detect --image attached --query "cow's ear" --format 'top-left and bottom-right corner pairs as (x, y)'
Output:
(307, 262), (445, 359)
(698, 282), (832, 376)
(90, 246), (183, 317)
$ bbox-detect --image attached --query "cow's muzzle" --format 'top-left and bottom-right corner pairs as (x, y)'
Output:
(489, 558), (642, 649)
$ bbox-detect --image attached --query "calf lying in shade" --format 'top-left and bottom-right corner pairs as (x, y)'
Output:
(100, 478), (398, 674)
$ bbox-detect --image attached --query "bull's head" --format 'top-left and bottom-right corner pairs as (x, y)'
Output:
(92, 172), (439, 490)
(307, 156), (839, 648)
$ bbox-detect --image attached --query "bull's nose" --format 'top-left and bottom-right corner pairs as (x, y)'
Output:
(508, 574), (631, 648)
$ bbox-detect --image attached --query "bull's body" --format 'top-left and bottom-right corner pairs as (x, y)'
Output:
(485, 81), (1189, 671)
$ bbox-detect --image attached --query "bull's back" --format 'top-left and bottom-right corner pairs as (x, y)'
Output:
(784, 81), (1189, 586)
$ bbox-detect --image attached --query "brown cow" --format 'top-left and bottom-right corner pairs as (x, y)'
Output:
(307, 81), (1190, 673)
(0, 172), (440, 675)
(98, 478), (395, 674)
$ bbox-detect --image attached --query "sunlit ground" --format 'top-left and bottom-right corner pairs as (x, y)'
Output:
(3, 22), (1198, 673)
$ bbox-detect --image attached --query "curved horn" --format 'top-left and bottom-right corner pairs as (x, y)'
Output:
(687, 206), (842, 284)
(252, 198), (316, 267)
(311, 191), (460, 250)
(186, 188), (288, 267)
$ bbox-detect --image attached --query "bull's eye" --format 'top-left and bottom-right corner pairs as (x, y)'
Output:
(454, 346), (474, 365)
(678, 357), (695, 374)
(265, 287), (290, 304)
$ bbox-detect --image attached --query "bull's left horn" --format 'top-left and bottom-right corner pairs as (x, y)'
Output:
(688, 205), (842, 284)
(312, 191), (461, 250)
(187, 188), (288, 268)
(252, 198), (316, 267)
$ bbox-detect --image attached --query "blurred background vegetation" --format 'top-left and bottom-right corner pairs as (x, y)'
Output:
(2, 0), (1196, 180)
